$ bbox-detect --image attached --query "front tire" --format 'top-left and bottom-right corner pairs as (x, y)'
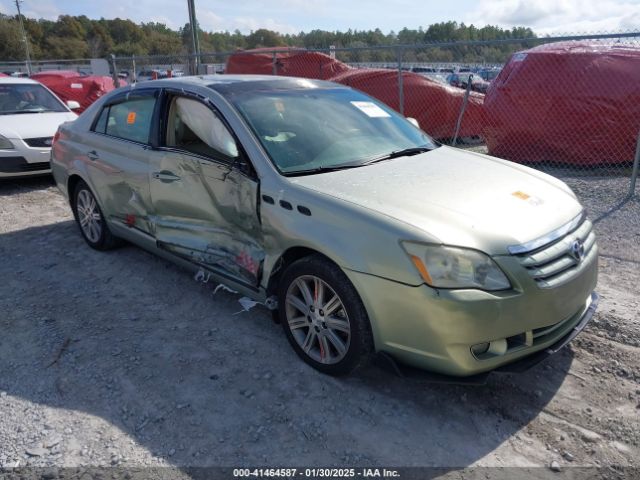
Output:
(73, 180), (121, 250)
(278, 255), (374, 375)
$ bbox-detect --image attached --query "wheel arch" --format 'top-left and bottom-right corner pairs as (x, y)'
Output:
(67, 173), (109, 225)
(67, 173), (89, 219)
(67, 174), (84, 207)
(266, 246), (337, 296)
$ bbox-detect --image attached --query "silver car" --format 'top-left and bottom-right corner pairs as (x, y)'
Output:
(51, 75), (598, 377)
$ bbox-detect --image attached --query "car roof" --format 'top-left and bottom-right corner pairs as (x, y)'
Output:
(0, 77), (39, 85)
(148, 74), (344, 94)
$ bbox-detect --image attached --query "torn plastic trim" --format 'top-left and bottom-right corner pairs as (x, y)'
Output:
(213, 283), (238, 294)
(157, 236), (264, 287)
(234, 295), (279, 314)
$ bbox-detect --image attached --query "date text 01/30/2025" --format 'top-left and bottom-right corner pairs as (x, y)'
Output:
(233, 468), (401, 478)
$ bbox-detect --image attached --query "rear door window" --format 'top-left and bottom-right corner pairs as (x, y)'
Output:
(93, 94), (157, 144)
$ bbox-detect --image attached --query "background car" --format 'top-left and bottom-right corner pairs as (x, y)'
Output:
(477, 67), (502, 82)
(136, 69), (170, 82)
(0, 78), (78, 177)
(446, 73), (490, 93)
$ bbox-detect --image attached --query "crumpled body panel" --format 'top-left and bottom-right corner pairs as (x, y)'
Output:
(33, 72), (126, 113)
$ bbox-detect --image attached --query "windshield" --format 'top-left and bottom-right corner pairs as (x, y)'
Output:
(0, 83), (67, 115)
(230, 87), (437, 174)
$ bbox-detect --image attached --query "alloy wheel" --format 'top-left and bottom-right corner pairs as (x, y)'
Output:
(76, 189), (102, 243)
(285, 275), (351, 364)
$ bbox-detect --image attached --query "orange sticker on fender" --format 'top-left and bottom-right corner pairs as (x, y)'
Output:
(512, 191), (530, 200)
(512, 190), (544, 206)
(127, 111), (136, 124)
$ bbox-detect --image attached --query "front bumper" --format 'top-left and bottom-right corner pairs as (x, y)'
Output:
(344, 249), (598, 376)
(375, 292), (598, 384)
(0, 141), (52, 177)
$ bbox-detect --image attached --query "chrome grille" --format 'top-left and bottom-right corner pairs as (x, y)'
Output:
(513, 218), (597, 288)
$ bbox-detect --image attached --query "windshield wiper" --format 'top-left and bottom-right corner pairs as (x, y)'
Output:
(285, 163), (368, 176)
(284, 145), (435, 176)
(360, 146), (434, 166)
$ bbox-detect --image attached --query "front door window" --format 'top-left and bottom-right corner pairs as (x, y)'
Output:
(166, 96), (239, 160)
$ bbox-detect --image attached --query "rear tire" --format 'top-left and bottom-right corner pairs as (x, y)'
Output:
(73, 180), (121, 250)
(278, 255), (374, 376)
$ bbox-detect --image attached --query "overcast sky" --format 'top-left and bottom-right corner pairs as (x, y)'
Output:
(1, 0), (639, 35)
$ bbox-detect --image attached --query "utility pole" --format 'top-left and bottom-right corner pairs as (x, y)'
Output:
(186, 0), (201, 74)
(15, 0), (32, 75)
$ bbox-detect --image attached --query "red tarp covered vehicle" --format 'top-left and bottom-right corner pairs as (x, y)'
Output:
(226, 49), (485, 140)
(31, 70), (81, 82)
(32, 71), (125, 113)
(483, 42), (640, 165)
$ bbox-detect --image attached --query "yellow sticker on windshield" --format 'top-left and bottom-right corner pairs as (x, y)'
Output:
(127, 111), (136, 124)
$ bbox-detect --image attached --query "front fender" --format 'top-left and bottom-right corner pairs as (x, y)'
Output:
(259, 182), (436, 287)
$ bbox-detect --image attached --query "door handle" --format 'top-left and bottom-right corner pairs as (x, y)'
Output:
(87, 150), (99, 161)
(152, 171), (181, 183)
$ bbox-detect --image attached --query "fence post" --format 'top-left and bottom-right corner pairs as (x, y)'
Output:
(131, 55), (137, 83)
(397, 47), (404, 116)
(272, 51), (278, 76)
(110, 54), (120, 88)
(628, 130), (640, 198)
(452, 74), (474, 147)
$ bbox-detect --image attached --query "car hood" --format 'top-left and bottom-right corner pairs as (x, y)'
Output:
(0, 111), (77, 139)
(289, 146), (583, 254)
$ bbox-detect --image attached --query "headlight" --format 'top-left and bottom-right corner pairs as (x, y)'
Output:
(402, 242), (511, 291)
(0, 135), (15, 150)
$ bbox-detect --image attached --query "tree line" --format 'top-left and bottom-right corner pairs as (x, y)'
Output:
(0, 14), (537, 64)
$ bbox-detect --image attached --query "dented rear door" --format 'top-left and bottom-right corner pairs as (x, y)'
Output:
(84, 89), (160, 235)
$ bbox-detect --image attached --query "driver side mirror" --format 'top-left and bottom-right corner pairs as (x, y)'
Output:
(66, 100), (81, 110)
(406, 117), (420, 128)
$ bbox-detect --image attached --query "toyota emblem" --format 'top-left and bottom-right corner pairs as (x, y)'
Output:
(570, 239), (585, 262)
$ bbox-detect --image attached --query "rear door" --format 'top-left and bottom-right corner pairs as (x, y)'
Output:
(85, 89), (160, 235)
(148, 89), (264, 288)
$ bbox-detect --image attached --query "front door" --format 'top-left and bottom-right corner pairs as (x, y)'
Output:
(148, 92), (264, 288)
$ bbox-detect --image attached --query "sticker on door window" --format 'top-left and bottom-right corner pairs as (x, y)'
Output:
(350, 101), (391, 118)
(127, 111), (137, 124)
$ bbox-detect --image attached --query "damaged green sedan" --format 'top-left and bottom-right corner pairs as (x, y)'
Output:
(51, 75), (598, 377)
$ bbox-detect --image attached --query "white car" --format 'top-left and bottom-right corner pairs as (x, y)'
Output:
(0, 78), (78, 177)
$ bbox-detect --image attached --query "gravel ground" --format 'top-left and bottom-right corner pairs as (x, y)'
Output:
(0, 176), (638, 478)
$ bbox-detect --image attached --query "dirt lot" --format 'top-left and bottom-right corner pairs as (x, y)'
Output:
(0, 176), (638, 478)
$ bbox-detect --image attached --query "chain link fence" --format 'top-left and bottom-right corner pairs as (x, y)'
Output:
(0, 57), (95, 76)
(109, 31), (640, 204)
(9, 31), (638, 213)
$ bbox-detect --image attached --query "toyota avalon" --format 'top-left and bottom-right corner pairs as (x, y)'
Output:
(50, 75), (598, 376)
